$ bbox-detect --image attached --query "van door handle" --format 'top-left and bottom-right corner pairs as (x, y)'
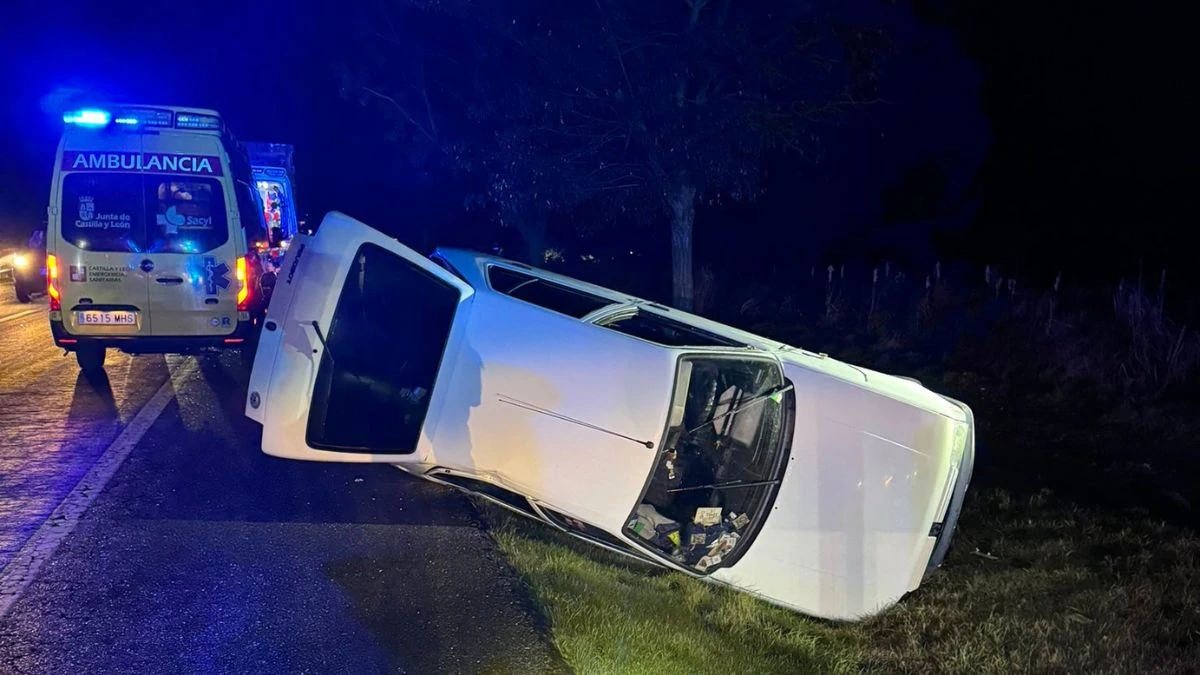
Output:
(204, 298), (218, 305)
(155, 276), (184, 285)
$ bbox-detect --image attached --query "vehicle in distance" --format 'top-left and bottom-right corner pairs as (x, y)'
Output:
(9, 229), (47, 303)
(245, 211), (976, 621)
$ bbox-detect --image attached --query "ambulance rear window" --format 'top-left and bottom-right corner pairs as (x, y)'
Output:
(59, 174), (230, 254)
(146, 178), (229, 253)
(60, 173), (145, 253)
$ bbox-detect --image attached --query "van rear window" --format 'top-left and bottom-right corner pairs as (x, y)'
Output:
(147, 179), (229, 253)
(60, 174), (229, 253)
(60, 174), (144, 253)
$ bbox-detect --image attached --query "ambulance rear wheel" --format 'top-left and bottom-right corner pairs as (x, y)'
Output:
(75, 345), (107, 371)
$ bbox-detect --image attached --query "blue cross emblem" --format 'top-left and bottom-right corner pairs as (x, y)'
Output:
(204, 257), (231, 296)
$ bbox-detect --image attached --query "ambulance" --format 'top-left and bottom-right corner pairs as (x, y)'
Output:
(245, 142), (301, 278)
(47, 105), (269, 370)
(245, 141), (300, 244)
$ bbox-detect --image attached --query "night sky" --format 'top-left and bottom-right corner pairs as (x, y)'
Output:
(0, 0), (1192, 291)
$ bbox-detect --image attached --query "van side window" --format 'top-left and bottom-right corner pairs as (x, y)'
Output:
(487, 265), (613, 318)
(598, 311), (744, 347)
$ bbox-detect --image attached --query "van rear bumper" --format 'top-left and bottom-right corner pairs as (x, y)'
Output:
(51, 319), (256, 354)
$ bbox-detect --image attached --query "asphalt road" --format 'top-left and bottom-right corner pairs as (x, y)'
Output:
(0, 292), (568, 674)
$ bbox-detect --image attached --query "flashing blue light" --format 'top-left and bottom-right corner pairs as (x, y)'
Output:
(63, 109), (111, 127)
(175, 113), (221, 130)
(121, 108), (174, 127)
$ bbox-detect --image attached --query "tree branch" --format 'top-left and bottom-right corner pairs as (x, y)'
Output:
(594, 183), (644, 192)
(685, 0), (715, 33)
(359, 86), (438, 143)
(422, 86), (439, 140)
(567, 107), (621, 126)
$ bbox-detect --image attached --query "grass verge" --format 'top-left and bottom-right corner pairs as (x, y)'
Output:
(478, 486), (1200, 675)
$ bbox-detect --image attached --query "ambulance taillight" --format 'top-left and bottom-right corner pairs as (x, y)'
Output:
(47, 254), (61, 311)
(236, 255), (252, 311)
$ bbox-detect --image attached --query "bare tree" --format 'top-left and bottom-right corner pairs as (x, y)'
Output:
(556, 0), (890, 309)
(339, 1), (887, 298)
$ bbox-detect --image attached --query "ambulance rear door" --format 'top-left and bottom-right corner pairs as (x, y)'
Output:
(53, 132), (153, 338)
(142, 133), (241, 337)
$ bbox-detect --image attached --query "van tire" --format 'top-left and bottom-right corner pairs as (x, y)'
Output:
(75, 345), (107, 371)
(15, 289), (32, 303)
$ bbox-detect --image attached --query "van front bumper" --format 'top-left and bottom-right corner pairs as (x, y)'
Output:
(13, 269), (45, 292)
(51, 318), (257, 354)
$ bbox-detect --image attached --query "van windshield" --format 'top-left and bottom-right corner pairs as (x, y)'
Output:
(624, 356), (793, 574)
(60, 173), (229, 254)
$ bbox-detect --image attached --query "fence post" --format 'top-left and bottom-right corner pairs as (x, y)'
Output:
(1048, 271), (1062, 336)
(869, 267), (878, 323)
(1158, 267), (1167, 329)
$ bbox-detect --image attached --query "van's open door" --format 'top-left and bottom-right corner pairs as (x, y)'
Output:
(245, 211), (474, 462)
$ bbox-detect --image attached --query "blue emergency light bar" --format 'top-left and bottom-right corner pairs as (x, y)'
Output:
(175, 113), (222, 130)
(62, 109), (110, 127)
(63, 107), (220, 131)
(128, 108), (175, 128)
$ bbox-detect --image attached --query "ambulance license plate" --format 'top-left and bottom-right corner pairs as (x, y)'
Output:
(77, 310), (137, 326)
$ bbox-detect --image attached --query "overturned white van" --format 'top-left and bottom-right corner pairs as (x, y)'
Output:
(245, 211), (975, 621)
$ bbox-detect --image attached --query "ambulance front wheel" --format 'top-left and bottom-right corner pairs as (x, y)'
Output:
(13, 279), (36, 303)
(75, 345), (107, 371)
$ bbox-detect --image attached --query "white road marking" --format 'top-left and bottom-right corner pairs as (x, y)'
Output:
(0, 308), (41, 325)
(0, 358), (197, 619)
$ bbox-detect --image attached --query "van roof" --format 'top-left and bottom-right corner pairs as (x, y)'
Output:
(104, 104), (223, 118)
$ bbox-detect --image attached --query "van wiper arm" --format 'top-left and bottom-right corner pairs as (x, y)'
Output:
(310, 320), (335, 367)
(683, 383), (794, 437)
(666, 478), (782, 494)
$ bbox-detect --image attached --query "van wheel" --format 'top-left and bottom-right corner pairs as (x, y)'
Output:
(75, 345), (107, 371)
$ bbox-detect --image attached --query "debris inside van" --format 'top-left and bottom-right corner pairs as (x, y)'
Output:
(624, 501), (756, 570)
(693, 506), (723, 527)
(627, 504), (682, 549)
(675, 509), (751, 569)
